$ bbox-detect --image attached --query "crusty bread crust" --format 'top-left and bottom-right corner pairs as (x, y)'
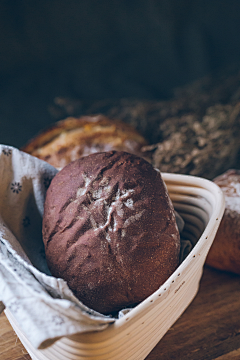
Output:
(21, 115), (148, 168)
(42, 151), (180, 314)
(206, 169), (240, 274)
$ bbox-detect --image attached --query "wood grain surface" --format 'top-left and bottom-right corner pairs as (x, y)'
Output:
(0, 312), (30, 360)
(0, 266), (239, 360)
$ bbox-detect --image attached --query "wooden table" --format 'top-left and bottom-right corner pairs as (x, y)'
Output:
(0, 266), (240, 360)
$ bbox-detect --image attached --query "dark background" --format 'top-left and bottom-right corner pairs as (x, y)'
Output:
(1, 0), (240, 148)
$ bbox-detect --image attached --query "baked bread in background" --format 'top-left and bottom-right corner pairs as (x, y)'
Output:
(206, 169), (240, 274)
(21, 115), (148, 169)
(22, 67), (240, 178)
(42, 151), (180, 314)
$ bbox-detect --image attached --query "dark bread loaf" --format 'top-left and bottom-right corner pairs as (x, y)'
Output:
(42, 151), (180, 314)
(206, 169), (240, 274)
(21, 115), (148, 169)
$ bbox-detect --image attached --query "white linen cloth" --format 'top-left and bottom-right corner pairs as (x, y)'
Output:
(0, 145), (114, 349)
(0, 145), (192, 350)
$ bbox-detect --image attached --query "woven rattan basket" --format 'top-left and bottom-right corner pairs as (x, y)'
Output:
(5, 172), (225, 360)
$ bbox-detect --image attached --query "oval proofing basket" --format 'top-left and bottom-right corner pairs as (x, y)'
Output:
(5, 173), (225, 360)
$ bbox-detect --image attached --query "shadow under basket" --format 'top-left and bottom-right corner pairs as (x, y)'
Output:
(5, 173), (225, 360)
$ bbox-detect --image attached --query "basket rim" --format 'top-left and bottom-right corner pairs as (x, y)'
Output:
(74, 172), (225, 338)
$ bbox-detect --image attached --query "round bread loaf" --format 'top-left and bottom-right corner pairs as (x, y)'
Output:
(21, 115), (148, 169)
(206, 169), (240, 274)
(42, 151), (180, 314)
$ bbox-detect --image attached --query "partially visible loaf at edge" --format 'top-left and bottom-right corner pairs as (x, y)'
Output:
(21, 115), (148, 169)
(42, 151), (180, 314)
(206, 169), (240, 274)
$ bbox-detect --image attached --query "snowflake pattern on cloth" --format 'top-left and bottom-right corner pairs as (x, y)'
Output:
(2, 148), (12, 156)
(10, 182), (22, 194)
(0, 145), (114, 349)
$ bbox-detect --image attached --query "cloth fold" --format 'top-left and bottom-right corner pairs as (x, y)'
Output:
(0, 145), (114, 349)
